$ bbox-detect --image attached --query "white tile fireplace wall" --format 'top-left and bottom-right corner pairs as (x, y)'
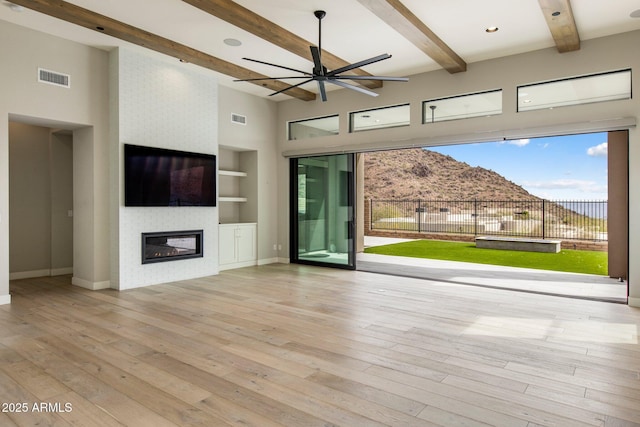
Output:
(110, 47), (219, 290)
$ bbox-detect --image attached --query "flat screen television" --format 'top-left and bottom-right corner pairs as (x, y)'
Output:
(124, 144), (216, 207)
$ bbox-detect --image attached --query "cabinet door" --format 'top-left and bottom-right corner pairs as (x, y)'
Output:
(236, 224), (256, 263)
(218, 225), (237, 265)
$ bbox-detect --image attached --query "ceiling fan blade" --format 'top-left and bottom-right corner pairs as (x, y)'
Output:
(317, 80), (327, 102)
(234, 76), (312, 82)
(268, 78), (314, 97)
(310, 46), (324, 75)
(243, 57), (311, 76)
(328, 79), (379, 97)
(327, 53), (391, 76)
(333, 75), (409, 82)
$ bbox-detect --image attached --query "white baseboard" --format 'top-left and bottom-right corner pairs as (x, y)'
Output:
(628, 296), (640, 308)
(258, 257), (278, 266)
(0, 294), (11, 305)
(51, 267), (73, 276)
(10, 269), (51, 280)
(9, 268), (73, 280)
(72, 277), (111, 290)
(277, 257), (290, 264)
(219, 260), (257, 271)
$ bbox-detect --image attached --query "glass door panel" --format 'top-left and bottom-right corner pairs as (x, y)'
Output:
(290, 154), (355, 269)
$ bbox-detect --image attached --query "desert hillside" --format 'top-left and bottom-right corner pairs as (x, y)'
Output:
(364, 148), (539, 201)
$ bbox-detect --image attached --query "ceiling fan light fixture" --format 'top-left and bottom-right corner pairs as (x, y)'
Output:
(233, 10), (408, 101)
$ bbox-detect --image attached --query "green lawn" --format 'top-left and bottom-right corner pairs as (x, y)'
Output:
(364, 239), (608, 275)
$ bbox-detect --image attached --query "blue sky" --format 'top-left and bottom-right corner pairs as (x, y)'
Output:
(427, 132), (608, 200)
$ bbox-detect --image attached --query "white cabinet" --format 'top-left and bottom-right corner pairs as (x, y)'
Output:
(219, 223), (256, 270)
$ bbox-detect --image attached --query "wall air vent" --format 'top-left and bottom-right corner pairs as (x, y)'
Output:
(231, 113), (247, 125)
(38, 68), (71, 88)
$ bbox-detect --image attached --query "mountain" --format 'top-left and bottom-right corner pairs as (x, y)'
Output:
(364, 148), (539, 201)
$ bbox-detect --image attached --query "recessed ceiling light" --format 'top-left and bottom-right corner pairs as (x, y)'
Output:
(552, 11), (561, 17)
(523, 99), (532, 103)
(485, 26), (499, 33)
(179, 59), (189, 63)
(631, 9), (640, 18)
(224, 38), (242, 47)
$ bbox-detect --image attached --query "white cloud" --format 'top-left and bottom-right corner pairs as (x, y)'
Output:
(587, 142), (608, 157)
(509, 139), (530, 147)
(497, 139), (530, 147)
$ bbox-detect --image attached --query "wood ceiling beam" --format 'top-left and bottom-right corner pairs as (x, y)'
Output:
(181, 0), (383, 89)
(538, 0), (580, 52)
(9, 0), (316, 101)
(356, 0), (466, 73)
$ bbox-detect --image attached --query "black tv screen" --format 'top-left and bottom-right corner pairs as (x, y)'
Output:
(124, 144), (216, 207)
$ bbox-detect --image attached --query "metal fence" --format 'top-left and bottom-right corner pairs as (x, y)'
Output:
(370, 199), (608, 241)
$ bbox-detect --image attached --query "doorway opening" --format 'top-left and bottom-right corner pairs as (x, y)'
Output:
(358, 130), (628, 302)
(8, 120), (75, 283)
(290, 153), (356, 269)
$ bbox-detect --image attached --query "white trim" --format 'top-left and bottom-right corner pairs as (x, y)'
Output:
(628, 296), (640, 308)
(0, 294), (11, 305)
(282, 117), (637, 157)
(72, 277), (111, 290)
(218, 260), (257, 271)
(258, 257), (279, 266)
(51, 267), (73, 276)
(277, 257), (290, 264)
(10, 269), (51, 280)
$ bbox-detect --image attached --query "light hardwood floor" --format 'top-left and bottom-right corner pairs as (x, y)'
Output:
(1, 263), (639, 426)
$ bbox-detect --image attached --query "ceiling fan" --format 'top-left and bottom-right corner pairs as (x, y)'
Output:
(234, 10), (408, 101)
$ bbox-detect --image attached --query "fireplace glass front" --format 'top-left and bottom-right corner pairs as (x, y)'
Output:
(141, 230), (203, 264)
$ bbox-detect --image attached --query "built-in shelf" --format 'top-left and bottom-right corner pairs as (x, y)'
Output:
(219, 170), (247, 177)
(219, 196), (248, 202)
(218, 147), (257, 224)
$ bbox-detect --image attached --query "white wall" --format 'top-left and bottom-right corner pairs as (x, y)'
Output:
(0, 20), (110, 303)
(276, 30), (640, 306)
(110, 48), (219, 290)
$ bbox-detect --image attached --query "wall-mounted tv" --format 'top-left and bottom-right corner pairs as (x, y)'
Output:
(124, 144), (216, 207)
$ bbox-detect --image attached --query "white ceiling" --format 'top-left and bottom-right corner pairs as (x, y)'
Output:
(2, 0), (640, 101)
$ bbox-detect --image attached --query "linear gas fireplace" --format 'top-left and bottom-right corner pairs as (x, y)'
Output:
(141, 230), (203, 264)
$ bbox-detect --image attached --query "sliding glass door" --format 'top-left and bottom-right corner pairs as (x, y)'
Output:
(290, 154), (355, 269)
